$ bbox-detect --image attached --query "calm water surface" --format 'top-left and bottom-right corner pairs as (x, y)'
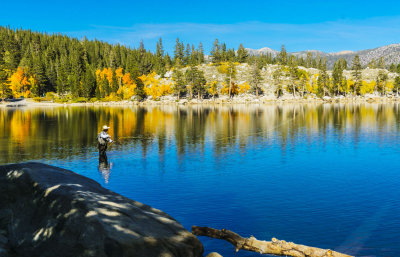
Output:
(1, 103), (400, 257)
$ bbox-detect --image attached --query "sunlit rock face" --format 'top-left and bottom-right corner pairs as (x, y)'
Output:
(0, 162), (203, 257)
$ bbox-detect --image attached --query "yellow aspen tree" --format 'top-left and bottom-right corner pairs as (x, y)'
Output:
(360, 80), (376, 95)
(238, 82), (250, 94)
(207, 81), (218, 99)
(117, 73), (137, 100)
(115, 67), (124, 89)
(9, 67), (31, 98)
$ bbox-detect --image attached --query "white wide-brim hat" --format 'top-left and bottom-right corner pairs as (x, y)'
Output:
(102, 125), (110, 130)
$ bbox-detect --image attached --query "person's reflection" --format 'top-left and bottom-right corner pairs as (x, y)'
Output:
(98, 153), (113, 184)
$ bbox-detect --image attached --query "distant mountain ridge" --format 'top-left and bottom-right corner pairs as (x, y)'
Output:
(246, 44), (400, 68)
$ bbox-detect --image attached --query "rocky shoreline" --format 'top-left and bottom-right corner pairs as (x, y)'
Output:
(0, 162), (203, 257)
(2, 94), (400, 108)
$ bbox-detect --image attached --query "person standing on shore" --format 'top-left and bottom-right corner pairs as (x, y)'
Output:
(98, 125), (113, 162)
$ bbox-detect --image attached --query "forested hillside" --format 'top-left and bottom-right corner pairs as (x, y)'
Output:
(1, 26), (400, 101)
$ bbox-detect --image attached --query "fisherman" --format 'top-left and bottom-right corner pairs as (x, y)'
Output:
(98, 125), (113, 162)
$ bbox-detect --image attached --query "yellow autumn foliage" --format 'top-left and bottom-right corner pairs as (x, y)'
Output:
(308, 74), (319, 95)
(238, 81), (250, 94)
(8, 67), (31, 98)
(346, 79), (355, 93)
(117, 73), (137, 100)
(220, 81), (239, 95)
(96, 67), (137, 99)
(103, 92), (121, 102)
(207, 81), (218, 97)
(216, 62), (238, 74)
(217, 63), (229, 74)
(139, 72), (172, 100)
(360, 81), (376, 95)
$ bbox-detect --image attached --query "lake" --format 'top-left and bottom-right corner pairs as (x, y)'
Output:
(1, 103), (400, 257)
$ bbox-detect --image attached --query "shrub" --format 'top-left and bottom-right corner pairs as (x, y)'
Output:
(71, 97), (88, 103)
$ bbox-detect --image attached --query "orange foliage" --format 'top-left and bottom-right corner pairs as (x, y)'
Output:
(9, 67), (31, 98)
(117, 73), (137, 100)
(96, 67), (137, 99)
(115, 67), (124, 79)
(238, 82), (250, 94)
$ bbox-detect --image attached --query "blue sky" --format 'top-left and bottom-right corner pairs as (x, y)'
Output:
(1, 0), (400, 54)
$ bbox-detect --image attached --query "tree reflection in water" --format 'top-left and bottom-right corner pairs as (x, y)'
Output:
(1, 103), (400, 166)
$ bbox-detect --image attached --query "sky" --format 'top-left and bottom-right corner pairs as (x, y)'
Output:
(1, 0), (400, 54)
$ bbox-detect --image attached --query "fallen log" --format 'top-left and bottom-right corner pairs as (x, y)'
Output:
(192, 226), (353, 257)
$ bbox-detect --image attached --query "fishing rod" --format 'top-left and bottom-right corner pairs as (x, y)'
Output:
(117, 136), (152, 140)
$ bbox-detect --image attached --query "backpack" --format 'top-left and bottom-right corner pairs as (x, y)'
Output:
(98, 133), (106, 145)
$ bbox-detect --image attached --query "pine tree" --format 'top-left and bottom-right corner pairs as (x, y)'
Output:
(288, 56), (298, 97)
(172, 69), (186, 100)
(139, 40), (145, 54)
(377, 57), (385, 69)
(368, 58), (377, 69)
(0, 69), (10, 99)
(236, 43), (249, 63)
(0, 39), (11, 99)
(220, 43), (227, 62)
(173, 38), (184, 67)
(317, 58), (329, 97)
(70, 45), (85, 96)
(164, 54), (172, 71)
(273, 67), (283, 98)
(155, 38), (166, 76)
(250, 61), (263, 96)
(226, 61), (236, 98)
(197, 42), (205, 64)
(227, 49), (235, 61)
(184, 44), (191, 66)
(190, 45), (197, 66)
(0, 51), (11, 98)
(185, 66), (206, 99)
(389, 63), (397, 72)
(351, 55), (362, 95)
(3, 35), (21, 70)
(56, 56), (70, 95)
(394, 76), (400, 97)
(82, 65), (96, 98)
(278, 45), (288, 65)
(376, 70), (388, 96)
(332, 59), (345, 95)
(32, 54), (49, 96)
(210, 39), (220, 63)
(306, 52), (313, 68)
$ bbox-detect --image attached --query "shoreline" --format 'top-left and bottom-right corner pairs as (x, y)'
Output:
(1, 95), (400, 108)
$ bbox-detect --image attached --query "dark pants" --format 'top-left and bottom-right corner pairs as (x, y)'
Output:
(98, 144), (108, 163)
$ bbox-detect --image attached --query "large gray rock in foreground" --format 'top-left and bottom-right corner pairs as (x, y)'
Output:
(0, 162), (203, 257)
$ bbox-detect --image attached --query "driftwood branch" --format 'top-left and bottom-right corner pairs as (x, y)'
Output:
(192, 226), (353, 257)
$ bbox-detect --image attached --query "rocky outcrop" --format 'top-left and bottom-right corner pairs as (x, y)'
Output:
(0, 162), (203, 257)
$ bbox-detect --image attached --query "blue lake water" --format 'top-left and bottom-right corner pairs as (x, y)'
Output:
(1, 103), (400, 256)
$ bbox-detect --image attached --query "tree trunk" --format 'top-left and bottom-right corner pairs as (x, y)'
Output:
(384, 82), (386, 97)
(192, 226), (353, 257)
(229, 74), (232, 98)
